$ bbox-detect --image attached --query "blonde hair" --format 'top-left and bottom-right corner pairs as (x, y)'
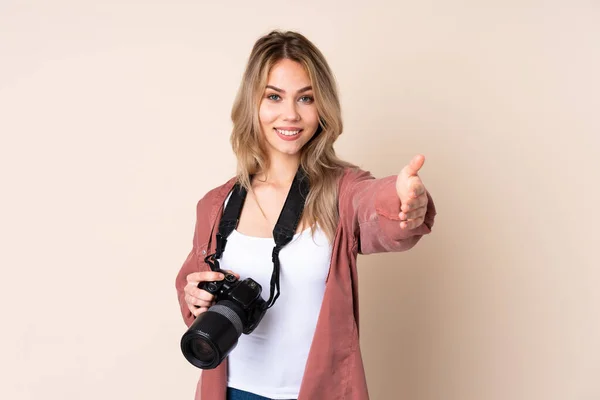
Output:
(230, 30), (356, 242)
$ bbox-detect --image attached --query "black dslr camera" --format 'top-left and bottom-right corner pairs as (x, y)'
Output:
(180, 270), (267, 369)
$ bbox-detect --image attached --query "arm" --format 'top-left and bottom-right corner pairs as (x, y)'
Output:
(175, 200), (209, 328)
(175, 247), (202, 328)
(341, 169), (436, 255)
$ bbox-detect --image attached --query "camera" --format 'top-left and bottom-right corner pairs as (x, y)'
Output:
(180, 270), (267, 369)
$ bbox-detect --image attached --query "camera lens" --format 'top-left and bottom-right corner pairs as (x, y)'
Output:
(181, 300), (245, 369)
(181, 280), (268, 369)
(189, 338), (215, 363)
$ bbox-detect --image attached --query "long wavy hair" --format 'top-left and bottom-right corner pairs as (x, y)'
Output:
(230, 30), (356, 242)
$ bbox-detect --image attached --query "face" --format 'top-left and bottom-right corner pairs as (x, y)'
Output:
(258, 59), (320, 159)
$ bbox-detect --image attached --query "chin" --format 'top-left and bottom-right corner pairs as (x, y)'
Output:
(264, 139), (298, 153)
(278, 146), (303, 156)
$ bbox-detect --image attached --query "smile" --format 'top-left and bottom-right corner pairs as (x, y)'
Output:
(275, 128), (302, 136)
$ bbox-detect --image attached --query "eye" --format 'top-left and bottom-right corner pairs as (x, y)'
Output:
(299, 96), (314, 104)
(267, 94), (281, 101)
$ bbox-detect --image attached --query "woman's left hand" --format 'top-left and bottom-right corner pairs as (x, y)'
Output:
(395, 154), (429, 230)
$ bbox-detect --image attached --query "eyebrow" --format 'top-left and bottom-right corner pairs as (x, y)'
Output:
(265, 85), (313, 94)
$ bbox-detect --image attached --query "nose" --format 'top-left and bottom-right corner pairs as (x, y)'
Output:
(283, 99), (300, 122)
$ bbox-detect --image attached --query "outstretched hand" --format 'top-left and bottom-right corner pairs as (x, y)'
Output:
(395, 154), (429, 230)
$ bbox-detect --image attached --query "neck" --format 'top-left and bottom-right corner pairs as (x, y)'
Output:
(255, 152), (300, 186)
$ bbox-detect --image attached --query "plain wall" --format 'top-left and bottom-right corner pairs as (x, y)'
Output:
(1, 1), (598, 399)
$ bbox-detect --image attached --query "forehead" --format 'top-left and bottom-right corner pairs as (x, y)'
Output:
(266, 59), (311, 89)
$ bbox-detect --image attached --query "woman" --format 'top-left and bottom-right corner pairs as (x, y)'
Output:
(175, 30), (436, 400)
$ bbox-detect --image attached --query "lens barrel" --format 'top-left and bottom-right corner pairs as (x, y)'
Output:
(180, 300), (245, 369)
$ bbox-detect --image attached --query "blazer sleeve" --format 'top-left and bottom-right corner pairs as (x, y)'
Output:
(174, 199), (208, 328)
(340, 169), (437, 255)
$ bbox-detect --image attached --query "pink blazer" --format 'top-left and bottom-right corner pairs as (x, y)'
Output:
(175, 167), (437, 399)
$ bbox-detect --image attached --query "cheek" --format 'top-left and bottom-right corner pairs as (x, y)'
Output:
(259, 102), (278, 126)
(302, 107), (320, 128)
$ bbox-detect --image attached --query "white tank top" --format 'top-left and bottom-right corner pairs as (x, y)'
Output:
(219, 195), (333, 399)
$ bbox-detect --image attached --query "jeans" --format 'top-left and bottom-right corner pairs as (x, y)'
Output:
(226, 387), (296, 400)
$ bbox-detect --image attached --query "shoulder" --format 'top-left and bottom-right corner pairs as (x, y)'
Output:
(338, 166), (375, 193)
(195, 176), (238, 216)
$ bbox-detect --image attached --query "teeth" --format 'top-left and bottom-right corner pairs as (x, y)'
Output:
(276, 129), (300, 136)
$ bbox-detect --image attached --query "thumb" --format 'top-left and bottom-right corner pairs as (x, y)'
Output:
(403, 154), (425, 177)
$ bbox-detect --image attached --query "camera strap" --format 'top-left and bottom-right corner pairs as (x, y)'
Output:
(204, 166), (310, 310)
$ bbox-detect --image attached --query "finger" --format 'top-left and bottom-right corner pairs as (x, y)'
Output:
(185, 294), (213, 308)
(187, 301), (201, 315)
(185, 292), (214, 306)
(402, 154), (425, 177)
(184, 280), (219, 301)
(399, 206), (427, 221)
(401, 193), (428, 212)
(192, 306), (209, 317)
(189, 286), (216, 301)
(400, 216), (425, 230)
(186, 271), (225, 284)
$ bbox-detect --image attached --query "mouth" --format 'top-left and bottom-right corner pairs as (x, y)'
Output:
(275, 128), (303, 136)
(274, 127), (303, 141)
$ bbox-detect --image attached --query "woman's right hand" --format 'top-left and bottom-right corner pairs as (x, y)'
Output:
(184, 270), (239, 317)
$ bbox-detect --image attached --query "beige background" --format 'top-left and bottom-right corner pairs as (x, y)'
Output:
(1, 1), (599, 399)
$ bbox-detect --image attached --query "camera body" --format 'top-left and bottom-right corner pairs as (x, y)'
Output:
(198, 271), (266, 334)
